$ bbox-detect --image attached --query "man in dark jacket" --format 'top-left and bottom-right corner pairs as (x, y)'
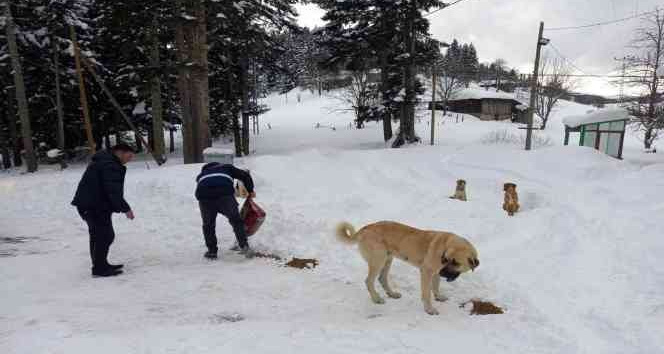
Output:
(195, 162), (255, 259)
(72, 144), (135, 277)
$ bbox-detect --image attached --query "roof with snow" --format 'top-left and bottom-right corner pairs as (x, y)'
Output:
(450, 88), (524, 102)
(562, 107), (632, 128)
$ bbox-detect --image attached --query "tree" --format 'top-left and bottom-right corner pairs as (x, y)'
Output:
(535, 54), (575, 129)
(436, 54), (465, 115)
(332, 68), (379, 128)
(4, 0), (37, 172)
(316, 0), (443, 146)
(624, 9), (664, 149)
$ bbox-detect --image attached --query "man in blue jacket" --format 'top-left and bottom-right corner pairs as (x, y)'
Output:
(72, 144), (135, 277)
(195, 162), (255, 259)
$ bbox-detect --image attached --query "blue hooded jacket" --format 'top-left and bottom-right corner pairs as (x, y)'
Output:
(195, 163), (254, 201)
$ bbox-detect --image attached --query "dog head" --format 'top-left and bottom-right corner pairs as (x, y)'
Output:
(439, 237), (479, 282)
(456, 179), (466, 189)
(503, 182), (517, 193)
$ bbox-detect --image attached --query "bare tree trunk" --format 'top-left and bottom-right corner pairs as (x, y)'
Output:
(240, 55), (250, 156)
(197, 3), (211, 149)
(5, 2), (37, 172)
(6, 88), (21, 166)
(135, 130), (143, 152)
(644, 128), (653, 149)
(226, 60), (242, 157)
(394, 0), (417, 147)
(150, 18), (166, 162)
(0, 114), (11, 168)
(176, 0), (196, 163)
(379, 43), (393, 141)
(53, 38), (65, 152)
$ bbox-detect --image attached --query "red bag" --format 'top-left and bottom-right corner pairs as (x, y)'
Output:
(240, 198), (266, 237)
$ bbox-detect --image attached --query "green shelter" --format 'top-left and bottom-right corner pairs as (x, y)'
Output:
(563, 108), (632, 159)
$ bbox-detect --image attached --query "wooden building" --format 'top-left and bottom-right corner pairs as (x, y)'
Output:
(429, 88), (528, 123)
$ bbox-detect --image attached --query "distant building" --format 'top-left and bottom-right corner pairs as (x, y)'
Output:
(429, 88), (528, 123)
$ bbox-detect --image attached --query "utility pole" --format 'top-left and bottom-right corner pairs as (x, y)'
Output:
(614, 56), (627, 106)
(430, 67), (437, 145)
(70, 25), (96, 155)
(525, 21), (548, 151)
(5, 1), (37, 172)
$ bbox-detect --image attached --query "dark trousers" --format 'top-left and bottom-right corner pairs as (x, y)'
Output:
(77, 208), (115, 270)
(199, 196), (248, 252)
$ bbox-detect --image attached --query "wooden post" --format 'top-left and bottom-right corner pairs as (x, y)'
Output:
(526, 22), (545, 151)
(70, 25), (96, 155)
(5, 1), (37, 172)
(80, 56), (165, 165)
(430, 68), (436, 146)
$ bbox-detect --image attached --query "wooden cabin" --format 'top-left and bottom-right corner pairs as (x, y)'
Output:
(429, 88), (528, 123)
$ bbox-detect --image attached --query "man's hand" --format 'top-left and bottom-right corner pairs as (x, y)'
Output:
(125, 210), (135, 220)
(250, 192), (256, 199)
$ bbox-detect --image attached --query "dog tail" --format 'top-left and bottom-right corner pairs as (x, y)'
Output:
(335, 222), (358, 244)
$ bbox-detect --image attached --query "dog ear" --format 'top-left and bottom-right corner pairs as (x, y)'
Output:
(503, 183), (509, 191)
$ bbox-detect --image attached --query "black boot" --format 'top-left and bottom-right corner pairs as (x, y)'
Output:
(204, 250), (218, 259)
(108, 263), (124, 270)
(92, 268), (123, 277)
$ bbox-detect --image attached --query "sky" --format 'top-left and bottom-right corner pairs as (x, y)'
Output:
(294, 1), (662, 96)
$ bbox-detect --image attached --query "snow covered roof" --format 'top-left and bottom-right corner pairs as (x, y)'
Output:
(203, 147), (234, 156)
(562, 107), (632, 128)
(450, 88), (522, 102)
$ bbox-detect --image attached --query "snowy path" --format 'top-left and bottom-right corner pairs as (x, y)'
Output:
(2, 143), (664, 354)
(3, 91), (664, 353)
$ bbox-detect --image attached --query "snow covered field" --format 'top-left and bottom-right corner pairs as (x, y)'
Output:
(2, 90), (664, 353)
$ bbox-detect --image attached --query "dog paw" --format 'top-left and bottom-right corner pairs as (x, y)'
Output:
(387, 291), (402, 299)
(434, 295), (448, 302)
(372, 297), (386, 305)
(425, 307), (440, 316)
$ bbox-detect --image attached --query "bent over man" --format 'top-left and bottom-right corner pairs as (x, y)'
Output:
(195, 162), (255, 259)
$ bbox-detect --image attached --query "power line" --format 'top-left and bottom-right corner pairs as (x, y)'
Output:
(545, 8), (659, 31)
(547, 43), (621, 86)
(424, 0), (476, 18)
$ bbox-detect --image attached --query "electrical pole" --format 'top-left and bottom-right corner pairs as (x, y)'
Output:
(430, 67), (437, 145)
(525, 21), (548, 151)
(614, 56), (627, 106)
(70, 25), (96, 155)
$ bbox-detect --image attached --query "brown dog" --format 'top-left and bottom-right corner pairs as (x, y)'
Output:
(336, 221), (479, 315)
(449, 179), (467, 201)
(503, 183), (519, 216)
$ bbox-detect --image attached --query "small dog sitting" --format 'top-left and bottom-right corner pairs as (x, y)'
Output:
(502, 183), (520, 216)
(449, 179), (467, 201)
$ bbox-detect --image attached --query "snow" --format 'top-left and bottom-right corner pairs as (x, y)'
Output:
(2, 89), (664, 353)
(46, 149), (63, 159)
(203, 147), (234, 155)
(452, 87), (523, 102)
(562, 107), (632, 128)
(132, 101), (146, 116)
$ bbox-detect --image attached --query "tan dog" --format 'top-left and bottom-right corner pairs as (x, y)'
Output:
(336, 221), (479, 315)
(449, 179), (467, 201)
(503, 183), (519, 216)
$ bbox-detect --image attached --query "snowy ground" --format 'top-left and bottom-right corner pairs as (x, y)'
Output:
(2, 89), (664, 353)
